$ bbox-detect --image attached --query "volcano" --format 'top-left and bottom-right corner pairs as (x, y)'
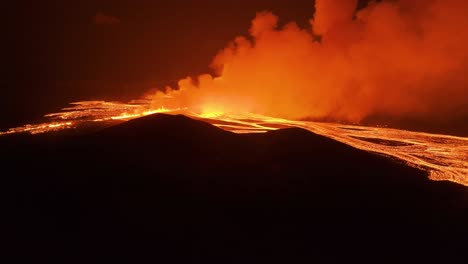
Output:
(2, 114), (467, 263)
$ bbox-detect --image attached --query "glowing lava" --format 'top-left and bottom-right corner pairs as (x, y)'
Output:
(1, 100), (467, 187)
(2, 0), (468, 187)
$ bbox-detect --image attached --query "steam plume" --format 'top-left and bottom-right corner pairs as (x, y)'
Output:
(151, 0), (468, 123)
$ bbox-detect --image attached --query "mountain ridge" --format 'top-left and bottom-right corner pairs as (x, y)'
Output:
(2, 113), (467, 263)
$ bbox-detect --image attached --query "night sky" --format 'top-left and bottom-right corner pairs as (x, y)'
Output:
(4, 1), (324, 128)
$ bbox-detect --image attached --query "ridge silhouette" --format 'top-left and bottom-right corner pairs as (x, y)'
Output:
(2, 114), (467, 263)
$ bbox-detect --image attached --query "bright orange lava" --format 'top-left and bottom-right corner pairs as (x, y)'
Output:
(1, 100), (467, 187)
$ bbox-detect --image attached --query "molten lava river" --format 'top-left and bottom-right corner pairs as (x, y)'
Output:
(1, 100), (467, 187)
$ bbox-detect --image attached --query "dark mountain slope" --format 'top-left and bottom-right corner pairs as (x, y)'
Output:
(2, 114), (467, 263)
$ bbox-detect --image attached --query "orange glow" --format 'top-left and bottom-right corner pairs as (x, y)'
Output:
(140, 0), (468, 123)
(0, 121), (73, 135)
(2, 1), (468, 186)
(1, 101), (467, 187)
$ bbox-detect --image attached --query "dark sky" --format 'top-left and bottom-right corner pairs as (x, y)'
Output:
(2, 0), (323, 128)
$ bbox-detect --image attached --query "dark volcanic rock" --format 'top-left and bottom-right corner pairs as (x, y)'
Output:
(2, 114), (467, 263)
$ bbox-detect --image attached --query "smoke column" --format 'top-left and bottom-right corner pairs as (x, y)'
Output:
(151, 0), (468, 124)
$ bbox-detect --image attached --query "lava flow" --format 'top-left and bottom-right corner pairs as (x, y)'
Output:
(1, 100), (467, 187)
(2, 0), (468, 186)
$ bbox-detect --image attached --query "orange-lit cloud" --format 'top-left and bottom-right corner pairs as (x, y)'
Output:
(149, 0), (468, 123)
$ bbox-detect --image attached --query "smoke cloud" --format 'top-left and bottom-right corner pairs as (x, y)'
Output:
(150, 0), (468, 124)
